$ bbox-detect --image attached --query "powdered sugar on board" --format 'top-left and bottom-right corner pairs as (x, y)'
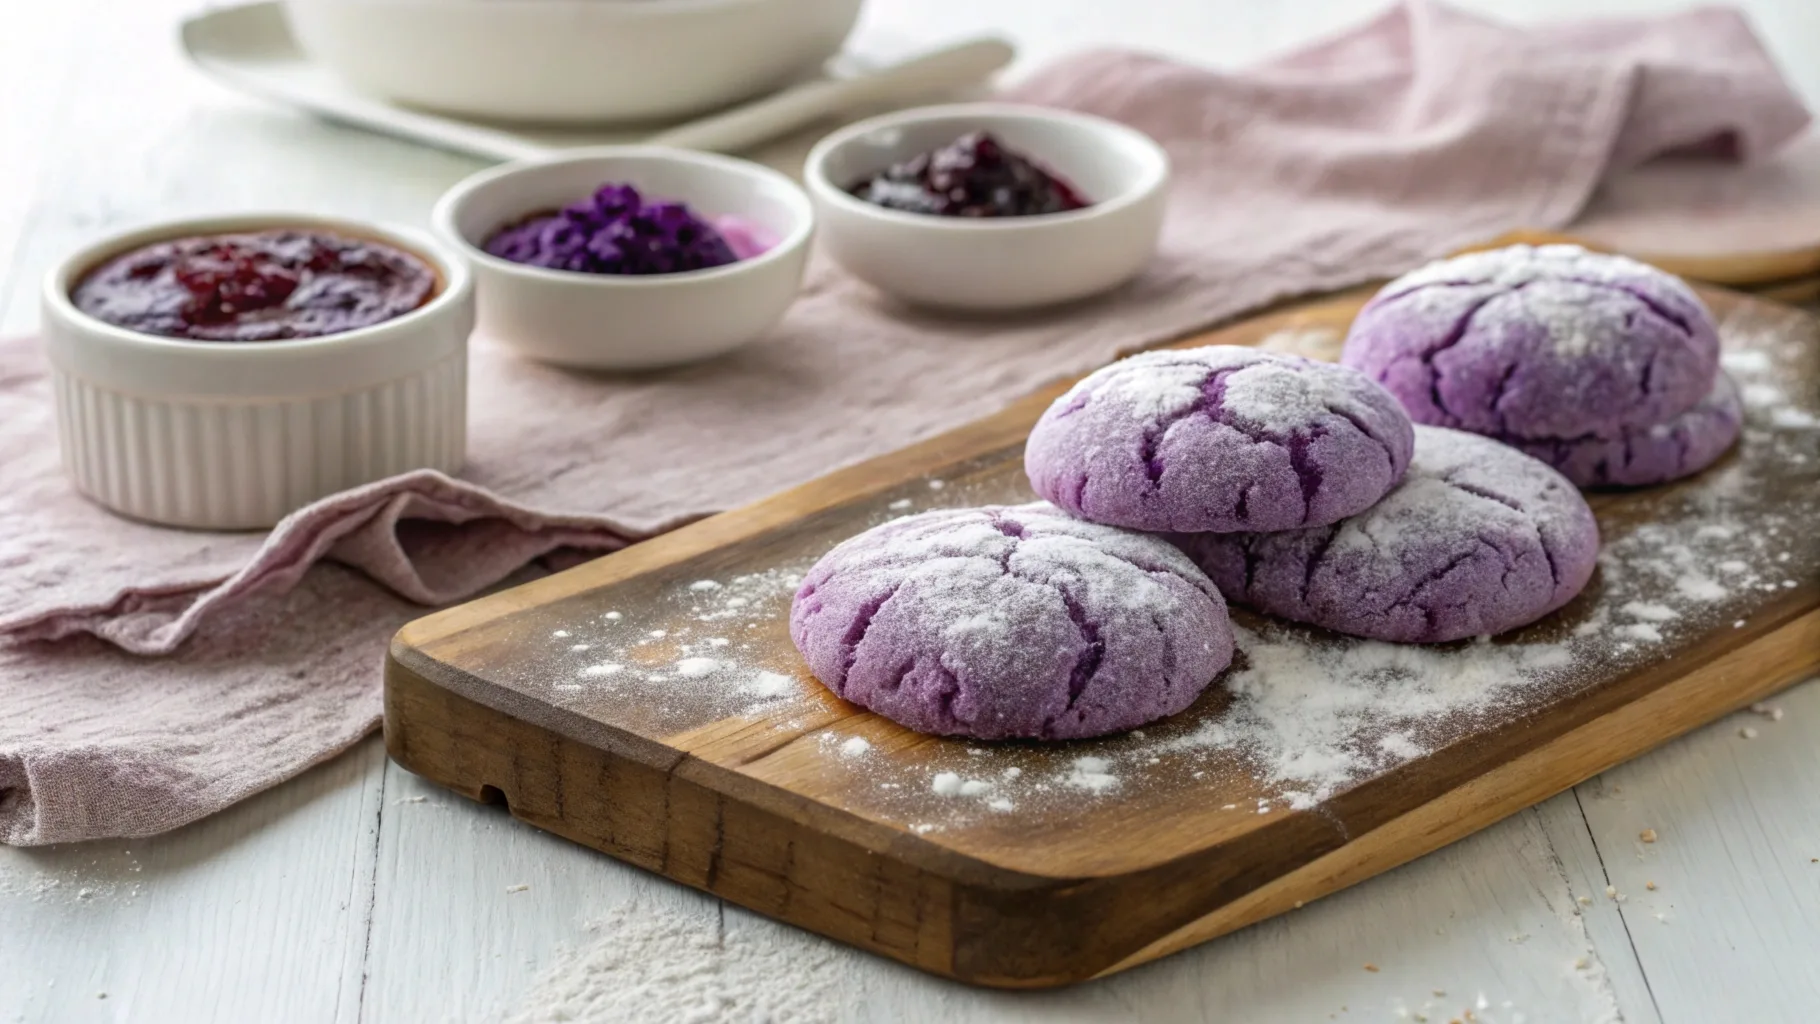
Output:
(501, 302), (1814, 838)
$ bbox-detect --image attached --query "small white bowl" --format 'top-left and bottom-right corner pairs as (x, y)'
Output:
(805, 103), (1170, 312)
(282, 0), (863, 125)
(41, 213), (474, 530)
(433, 147), (813, 371)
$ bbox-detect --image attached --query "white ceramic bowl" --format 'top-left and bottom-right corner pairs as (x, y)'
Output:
(282, 0), (863, 125)
(41, 214), (474, 530)
(433, 147), (813, 371)
(805, 103), (1170, 311)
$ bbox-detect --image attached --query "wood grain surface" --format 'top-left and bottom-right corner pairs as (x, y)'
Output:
(385, 287), (1820, 988)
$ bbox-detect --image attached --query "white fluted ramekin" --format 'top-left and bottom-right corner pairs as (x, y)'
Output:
(41, 213), (475, 530)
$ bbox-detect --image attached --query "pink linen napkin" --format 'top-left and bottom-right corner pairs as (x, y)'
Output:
(1, 0), (1808, 846)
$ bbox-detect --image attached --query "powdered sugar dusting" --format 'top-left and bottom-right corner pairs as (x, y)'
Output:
(504, 304), (1812, 842)
(1065, 350), (1208, 421)
(506, 901), (845, 1024)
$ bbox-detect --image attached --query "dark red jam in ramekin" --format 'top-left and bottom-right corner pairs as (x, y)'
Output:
(71, 228), (437, 342)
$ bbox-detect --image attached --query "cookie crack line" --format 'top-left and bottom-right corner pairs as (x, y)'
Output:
(1299, 526), (1342, 608)
(1558, 275), (1696, 336)
(1424, 290), (1508, 426)
(837, 581), (906, 682)
(1053, 586), (1104, 714)
(1380, 537), (1510, 627)
(1134, 365), (1240, 486)
(1441, 473), (1524, 512)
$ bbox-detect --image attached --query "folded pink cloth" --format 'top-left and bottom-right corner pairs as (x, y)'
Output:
(0, 0), (1807, 845)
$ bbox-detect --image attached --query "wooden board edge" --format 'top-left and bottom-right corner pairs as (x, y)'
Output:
(1473, 229), (1820, 287)
(1094, 607), (1820, 977)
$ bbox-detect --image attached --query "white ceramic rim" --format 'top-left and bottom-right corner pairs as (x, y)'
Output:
(42, 211), (474, 363)
(432, 145), (816, 290)
(803, 102), (1172, 231)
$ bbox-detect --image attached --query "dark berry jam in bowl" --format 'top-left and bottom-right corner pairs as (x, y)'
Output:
(848, 132), (1092, 218)
(41, 214), (475, 529)
(71, 228), (439, 343)
(805, 103), (1171, 312)
(433, 146), (814, 371)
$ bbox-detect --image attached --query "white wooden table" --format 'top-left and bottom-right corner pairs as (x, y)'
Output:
(3, 2), (1818, 1021)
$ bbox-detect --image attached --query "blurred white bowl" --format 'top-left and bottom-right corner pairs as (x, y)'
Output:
(41, 213), (474, 529)
(434, 146), (813, 371)
(804, 103), (1170, 312)
(282, 0), (864, 125)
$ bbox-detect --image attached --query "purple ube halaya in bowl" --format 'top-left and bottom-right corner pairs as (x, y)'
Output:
(484, 183), (772, 275)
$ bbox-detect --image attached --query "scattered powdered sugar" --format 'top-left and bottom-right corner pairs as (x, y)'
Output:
(674, 657), (722, 679)
(1145, 626), (1576, 806)
(1620, 602), (1678, 622)
(1772, 406), (1819, 429)
(513, 319), (1811, 838)
(745, 671), (795, 699)
(1675, 575), (1728, 601)
(1064, 756), (1120, 793)
(1721, 349), (1773, 374)
(1614, 623), (1663, 643)
(506, 901), (845, 1024)
(526, 564), (813, 722)
(1378, 733), (1423, 759)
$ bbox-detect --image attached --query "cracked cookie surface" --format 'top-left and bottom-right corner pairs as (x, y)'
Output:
(1340, 245), (1720, 441)
(1502, 372), (1742, 487)
(1025, 346), (1414, 533)
(1176, 427), (1600, 644)
(789, 503), (1234, 740)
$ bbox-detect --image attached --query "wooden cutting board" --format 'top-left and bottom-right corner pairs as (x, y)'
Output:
(385, 286), (1820, 989)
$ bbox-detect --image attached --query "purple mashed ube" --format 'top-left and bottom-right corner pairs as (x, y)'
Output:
(1176, 426), (1600, 644)
(1340, 245), (1721, 442)
(1503, 371), (1742, 488)
(789, 502), (1234, 741)
(482, 183), (751, 275)
(1025, 346), (1415, 533)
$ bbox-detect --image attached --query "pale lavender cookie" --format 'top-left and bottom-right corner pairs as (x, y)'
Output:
(1177, 427), (1599, 643)
(790, 503), (1234, 740)
(1505, 372), (1742, 488)
(1024, 346), (1415, 533)
(1341, 245), (1720, 441)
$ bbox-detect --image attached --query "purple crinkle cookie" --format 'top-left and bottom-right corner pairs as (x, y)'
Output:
(1505, 372), (1742, 488)
(1025, 346), (1416, 533)
(1340, 245), (1720, 441)
(1177, 427), (1600, 644)
(789, 502), (1234, 740)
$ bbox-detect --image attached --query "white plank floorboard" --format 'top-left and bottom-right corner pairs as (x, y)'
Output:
(358, 759), (714, 1023)
(3, 0), (1818, 1020)
(0, 740), (385, 1024)
(1575, 677), (1820, 1024)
